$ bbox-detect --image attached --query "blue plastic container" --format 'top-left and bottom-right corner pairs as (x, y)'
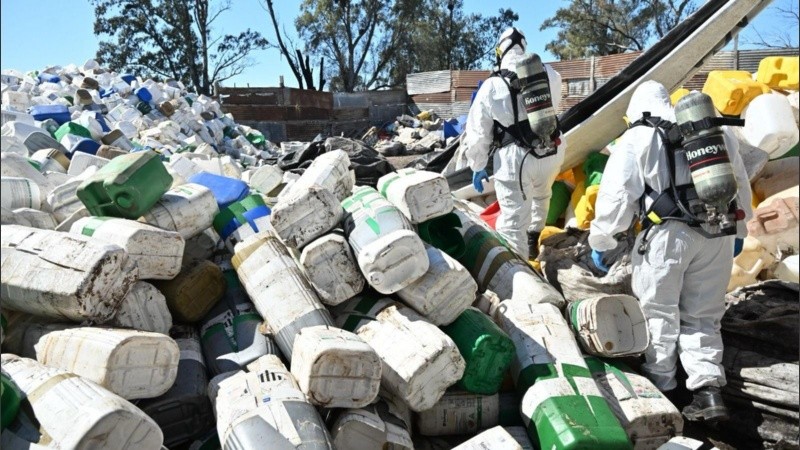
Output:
(37, 73), (60, 84)
(136, 87), (153, 102)
(93, 112), (112, 132)
(70, 138), (101, 156)
(29, 105), (71, 125)
(99, 87), (116, 99)
(188, 172), (249, 210)
(120, 74), (136, 85)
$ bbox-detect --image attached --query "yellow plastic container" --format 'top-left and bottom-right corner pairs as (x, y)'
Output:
(573, 184), (600, 230)
(756, 56), (799, 90)
(702, 70), (771, 116)
(153, 260), (225, 323)
(670, 88), (690, 105)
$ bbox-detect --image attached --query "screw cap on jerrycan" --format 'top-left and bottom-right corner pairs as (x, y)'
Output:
(77, 150), (173, 219)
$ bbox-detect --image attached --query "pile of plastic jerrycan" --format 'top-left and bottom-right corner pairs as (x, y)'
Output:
(0, 56), (797, 450)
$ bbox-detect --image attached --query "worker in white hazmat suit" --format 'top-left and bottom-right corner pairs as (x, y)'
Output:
(588, 80), (752, 423)
(464, 27), (566, 260)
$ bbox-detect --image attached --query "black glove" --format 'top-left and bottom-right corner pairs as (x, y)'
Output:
(527, 230), (541, 260)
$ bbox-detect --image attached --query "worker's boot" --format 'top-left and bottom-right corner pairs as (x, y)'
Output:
(527, 230), (541, 260)
(682, 386), (729, 423)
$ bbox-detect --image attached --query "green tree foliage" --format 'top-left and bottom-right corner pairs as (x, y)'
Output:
(294, 0), (517, 92)
(91, 0), (269, 95)
(540, 0), (696, 60)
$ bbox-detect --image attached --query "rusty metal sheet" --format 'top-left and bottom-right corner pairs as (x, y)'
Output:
(288, 89), (334, 109)
(407, 70), (452, 95)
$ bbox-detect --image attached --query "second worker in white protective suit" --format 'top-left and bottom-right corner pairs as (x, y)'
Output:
(588, 80), (752, 423)
(464, 27), (566, 260)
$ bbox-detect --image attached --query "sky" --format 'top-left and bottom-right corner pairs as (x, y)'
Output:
(1, 0), (797, 90)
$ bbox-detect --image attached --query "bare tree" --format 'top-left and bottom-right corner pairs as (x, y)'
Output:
(261, 0), (322, 89)
(742, 1), (799, 49)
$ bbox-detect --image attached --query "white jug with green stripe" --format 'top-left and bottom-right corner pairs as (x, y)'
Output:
(71, 216), (185, 280)
(332, 294), (465, 412)
(342, 186), (429, 294)
(199, 269), (277, 376)
(586, 356), (683, 449)
(1, 225), (137, 323)
(1, 177), (42, 210)
(496, 300), (632, 450)
(0, 354), (164, 449)
(416, 391), (519, 436)
(377, 168), (453, 224)
(451, 205), (565, 308)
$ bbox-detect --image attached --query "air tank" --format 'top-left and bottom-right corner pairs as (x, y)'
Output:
(516, 53), (558, 148)
(674, 92), (739, 215)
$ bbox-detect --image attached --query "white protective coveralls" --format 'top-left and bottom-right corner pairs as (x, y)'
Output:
(588, 81), (753, 391)
(464, 45), (565, 260)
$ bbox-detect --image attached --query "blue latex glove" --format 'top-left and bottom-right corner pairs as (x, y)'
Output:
(472, 169), (489, 193)
(592, 249), (610, 274)
(734, 238), (744, 258)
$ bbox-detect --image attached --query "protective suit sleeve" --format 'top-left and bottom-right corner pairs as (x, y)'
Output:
(464, 80), (498, 172)
(724, 128), (753, 238)
(588, 136), (645, 251)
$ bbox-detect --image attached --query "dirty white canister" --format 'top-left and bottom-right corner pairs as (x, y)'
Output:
(1, 225), (136, 323)
(333, 294), (465, 412)
(299, 231), (365, 306)
(71, 216), (185, 280)
(396, 243), (477, 326)
(290, 325), (381, 409)
(140, 183), (219, 240)
(232, 232), (333, 360)
(377, 168), (454, 223)
(1, 354), (164, 449)
(214, 354), (334, 449)
(34, 327), (180, 400)
(270, 184), (344, 249)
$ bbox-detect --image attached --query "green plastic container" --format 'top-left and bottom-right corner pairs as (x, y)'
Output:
(417, 212), (467, 259)
(583, 152), (610, 187)
(547, 181), (571, 225)
(519, 362), (632, 450)
(442, 307), (515, 395)
(54, 122), (92, 142)
(76, 150), (173, 219)
(246, 132), (266, 146)
(1, 372), (21, 430)
(779, 141), (799, 159)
